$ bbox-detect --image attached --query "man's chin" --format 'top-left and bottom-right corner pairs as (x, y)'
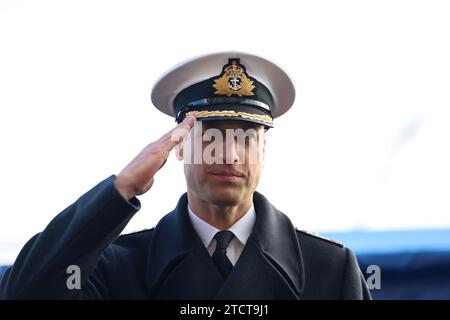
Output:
(207, 188), (244, 207)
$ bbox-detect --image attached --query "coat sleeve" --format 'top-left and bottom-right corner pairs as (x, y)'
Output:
(0, 175), (140, 299)
(340, 248), (372, 300)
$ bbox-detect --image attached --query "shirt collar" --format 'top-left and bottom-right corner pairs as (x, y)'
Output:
(187, 203), (256, 248)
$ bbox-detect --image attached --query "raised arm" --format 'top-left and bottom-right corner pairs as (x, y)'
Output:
(0, 115), (196, 299)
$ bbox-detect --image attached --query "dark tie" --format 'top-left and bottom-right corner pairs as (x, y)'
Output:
(212, 231), (235, 279)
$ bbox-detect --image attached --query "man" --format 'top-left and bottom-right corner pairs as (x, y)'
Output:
(0, 52), (370, 299)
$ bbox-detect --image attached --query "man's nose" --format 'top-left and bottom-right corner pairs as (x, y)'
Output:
(222, 137), (240, 164)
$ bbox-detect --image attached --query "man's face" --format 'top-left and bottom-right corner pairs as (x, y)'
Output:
(180, 120), (266, 207)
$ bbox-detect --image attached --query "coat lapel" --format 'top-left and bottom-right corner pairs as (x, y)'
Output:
(145, 192), (305, 299)
(145, 193), (223, 299)
(215, 192), (305, 299)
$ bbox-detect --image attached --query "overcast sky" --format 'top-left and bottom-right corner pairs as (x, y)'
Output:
(1, 0), (450, 263)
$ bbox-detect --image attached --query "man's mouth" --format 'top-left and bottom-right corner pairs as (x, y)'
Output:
(209, 169), (245, 182)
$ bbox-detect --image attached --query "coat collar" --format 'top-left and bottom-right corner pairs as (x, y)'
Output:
(187, 203), (256, 249)
(145, 192), (305, 299)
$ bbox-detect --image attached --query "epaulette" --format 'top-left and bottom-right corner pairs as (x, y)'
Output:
(295, 227), (343, 248)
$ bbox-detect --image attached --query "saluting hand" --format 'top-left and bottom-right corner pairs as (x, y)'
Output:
(114, 114), (196, 200)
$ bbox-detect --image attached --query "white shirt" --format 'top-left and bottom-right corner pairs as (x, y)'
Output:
(187, 204), (256, 266)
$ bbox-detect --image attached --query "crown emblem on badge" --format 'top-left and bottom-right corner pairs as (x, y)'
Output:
(213, 59), (255, 96)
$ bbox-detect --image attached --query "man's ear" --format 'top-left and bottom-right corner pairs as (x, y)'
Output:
(175, 142), (184, 161)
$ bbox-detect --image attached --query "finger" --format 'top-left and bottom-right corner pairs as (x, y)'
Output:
(162, 114), (197, 151)
(173, 113), (197, 135)
(158, 114), (195, 142)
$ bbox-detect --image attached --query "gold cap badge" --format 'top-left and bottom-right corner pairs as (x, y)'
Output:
(213, 60), (255, 97)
